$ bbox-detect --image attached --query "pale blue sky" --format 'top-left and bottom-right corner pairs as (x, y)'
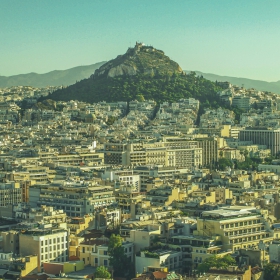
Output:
(1, 0), (280, 81)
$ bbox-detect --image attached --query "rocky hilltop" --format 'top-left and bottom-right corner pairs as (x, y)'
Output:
(91, 42), (182, 78)
(46, 44), (221, 107)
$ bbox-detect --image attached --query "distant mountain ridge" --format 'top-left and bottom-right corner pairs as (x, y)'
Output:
(1, 58), (280, 95)
(186, 71), (280, 94)
(0, 62), (106, 88)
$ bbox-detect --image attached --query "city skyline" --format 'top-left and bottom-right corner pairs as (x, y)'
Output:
(1, 0), (280, 81)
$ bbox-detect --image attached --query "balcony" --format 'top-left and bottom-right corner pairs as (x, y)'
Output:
(228, 230), (268, 239)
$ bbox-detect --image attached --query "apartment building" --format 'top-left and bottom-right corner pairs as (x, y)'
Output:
(14, 205), (67, 223)
(194, 207), (274, 252)
(115, 185), (145, 214)
(0, 255), (38, 278)
(195, 137), (219, 167)
(126, 226), (161, 252)
(103, 141), (202, 168)
(269, 240), (280, 263)
(170, 235), (227, 269)
(161, 137), (219, 167)
(19, 225), (69, 270)
(79, 237), (133, 267)
(239, 128), (280, 156)
(134, 165), (188, 192)
(67, 215), (94, 236)
(209, 187), (233, 203)
(0, 182), (22, 207)
(232, 95), (252, 111)
(101, 169), (141, 191)
(0, 230), (20, 254)
(103, 143), (129, 165)
(135, 249), (182, 274)
(146, 186), (186, 207)
(29, 182), (115, 216)
(94, 208), (121, 230)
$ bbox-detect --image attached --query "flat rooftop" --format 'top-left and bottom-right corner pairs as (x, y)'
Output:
(201, 209), (259, 219)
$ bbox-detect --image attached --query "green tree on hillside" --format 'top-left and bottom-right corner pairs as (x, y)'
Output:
(135, 94), (145, 102)
(46, 72), (222, 111)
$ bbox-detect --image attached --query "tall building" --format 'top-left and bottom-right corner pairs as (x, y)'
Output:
(0, 182), (22, 207)
(103, 141), (202, 168)
(232, 95), (251, 111)
(195, 137), (219, 167)
(19, 225), (69, 271)
(239, 128), (280, 156)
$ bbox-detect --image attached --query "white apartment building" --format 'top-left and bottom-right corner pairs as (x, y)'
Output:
(19, 225), (69, 270)
(80, 238), (133, 267)
(136, 249), (182, 274)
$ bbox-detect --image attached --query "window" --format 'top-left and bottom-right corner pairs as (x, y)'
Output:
(104, 251), (107, 255)
(95, 258), (98, 264)
(41, 241), (44, 246)
(104, 260), (108, 266)
(45, 240), (48, 246)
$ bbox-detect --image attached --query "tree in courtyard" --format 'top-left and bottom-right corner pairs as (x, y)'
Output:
(94, 266), (111, 279)
(108, 234), (134, 278)
(197, 255), (236, 274)
(264, 263), (280, 280)
(218, 158), (233, 171)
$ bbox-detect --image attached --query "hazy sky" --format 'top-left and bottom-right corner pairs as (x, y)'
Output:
(1, 0), (280, 81)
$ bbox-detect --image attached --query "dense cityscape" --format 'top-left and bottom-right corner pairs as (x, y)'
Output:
(1, 71), (280, 280)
